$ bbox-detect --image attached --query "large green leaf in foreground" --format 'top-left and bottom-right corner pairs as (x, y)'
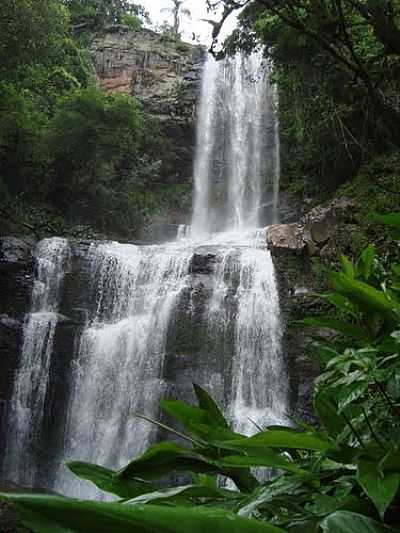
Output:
(220, 429), (334, 452)
(0, 493), (286, 533)
(320, 510), (398, 532)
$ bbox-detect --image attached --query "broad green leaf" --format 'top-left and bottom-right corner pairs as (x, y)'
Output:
(298, 317), (367, 340)
(187, 422), (245, 444)
(330, 272), (399, 318)
(216, 452), (304, 474)
(356, 245), (376, 281)
(340, 255), (355, 278)
(314, 390), (345, 438)
(337, 382), (368, 413)
(320, 293), (357, 317)
(67, 461), (154, 498)
(0, 493), (287, 533)
(321, 510), (396, 532)
(374, 213), (400, 229)
(124, 484), (235, 506)
(357, 459), (400, 518)
(221, 429), (334, 452)
(116, 442), (219, 480)
(160, 400), (209, 429)
(116, 442), (257, 493)
(237, 478), (304, 518)
(310, 342), (341, 366)
(193, 384), (229, 429)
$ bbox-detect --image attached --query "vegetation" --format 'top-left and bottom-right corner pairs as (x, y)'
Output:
(2, 216), (400, 531)
(0, 0), (178, 239)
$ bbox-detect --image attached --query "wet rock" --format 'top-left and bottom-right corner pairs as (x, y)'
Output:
(0, 237), (35, 319)
(267, 197), (356, 258)
(0, 237), (36, 455)
(267, 223), (305, 255)
(269, 198), (356, 423)
(302, 197), (356, 254)
(189, 253), (217, 274)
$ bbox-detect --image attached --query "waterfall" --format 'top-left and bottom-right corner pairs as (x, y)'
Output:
(56, 242), (193, 498)
(3, 238), (69, 486)
(192, 52), (280, 234)
(2, 50), (287, 495)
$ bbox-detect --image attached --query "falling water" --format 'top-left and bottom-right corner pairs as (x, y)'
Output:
(3, 50), (287, 495)
(192, 52), (280, 234)
(56, 241), (193, 498)
(3, 238), (69, 486)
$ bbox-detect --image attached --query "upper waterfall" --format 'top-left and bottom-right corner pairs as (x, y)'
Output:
(192, 51), (280, 235)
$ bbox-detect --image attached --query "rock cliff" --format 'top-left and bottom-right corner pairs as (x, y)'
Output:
(266, 198), (357, 421)
(89, 26), (205, 183)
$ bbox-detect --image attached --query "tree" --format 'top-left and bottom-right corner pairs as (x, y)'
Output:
(0, 0), (69, 83)
(64, 0), (150, 31)
(161, 0), (191, 36)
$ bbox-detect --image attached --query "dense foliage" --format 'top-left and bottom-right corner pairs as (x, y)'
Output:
(2, 216), (400, 531)
(0, 0), (171, 238)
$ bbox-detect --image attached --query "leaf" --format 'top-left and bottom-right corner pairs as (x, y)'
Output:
(337, 382), (368, 413)
(340, 255), (355, 278)
(193, 384), (229, 429)
(356, 245), (376, 281)
(357, 459), (400, 518)
(116, 442), (219, 481)
(0, 493), (287, 533)
(132, 412), (200, 446)
(116, 442), (258, 493)
(67, 461), (154, 498)
(374, 213), (400, 229)
(321, 510), (397, 532)
(160, 400), (209, 429)
(237, 478), (304, 518)
(216, 452), (304, 474)
(320, 293), (357, 317)
(330, 272), (399, 318)
(310, 342), (341, 366)
(124, 484), (234, 506)
(298, 317), (368, 340)
(220, 429), (333, 452)
(314, 390), (345, 439)
(187, 422), (245, 445)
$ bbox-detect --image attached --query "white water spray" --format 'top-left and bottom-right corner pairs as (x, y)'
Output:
(3, 238), (69, 486)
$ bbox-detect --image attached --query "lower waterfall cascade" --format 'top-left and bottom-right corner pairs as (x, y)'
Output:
(2, 51), (289, 497)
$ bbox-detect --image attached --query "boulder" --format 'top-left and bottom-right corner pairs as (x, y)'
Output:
(266, 223), (305, 255)
(266, 197), (356, 258)
(302, 197), (355, 254)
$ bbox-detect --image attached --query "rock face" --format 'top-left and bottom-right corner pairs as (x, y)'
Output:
(267, 198), (356, 258)
(89, 26), (205, 182)
(267, 198), (357, 421)
(0, 237), (35, 455)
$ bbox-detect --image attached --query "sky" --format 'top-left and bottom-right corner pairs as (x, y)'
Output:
(138, 0), (238, 45)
